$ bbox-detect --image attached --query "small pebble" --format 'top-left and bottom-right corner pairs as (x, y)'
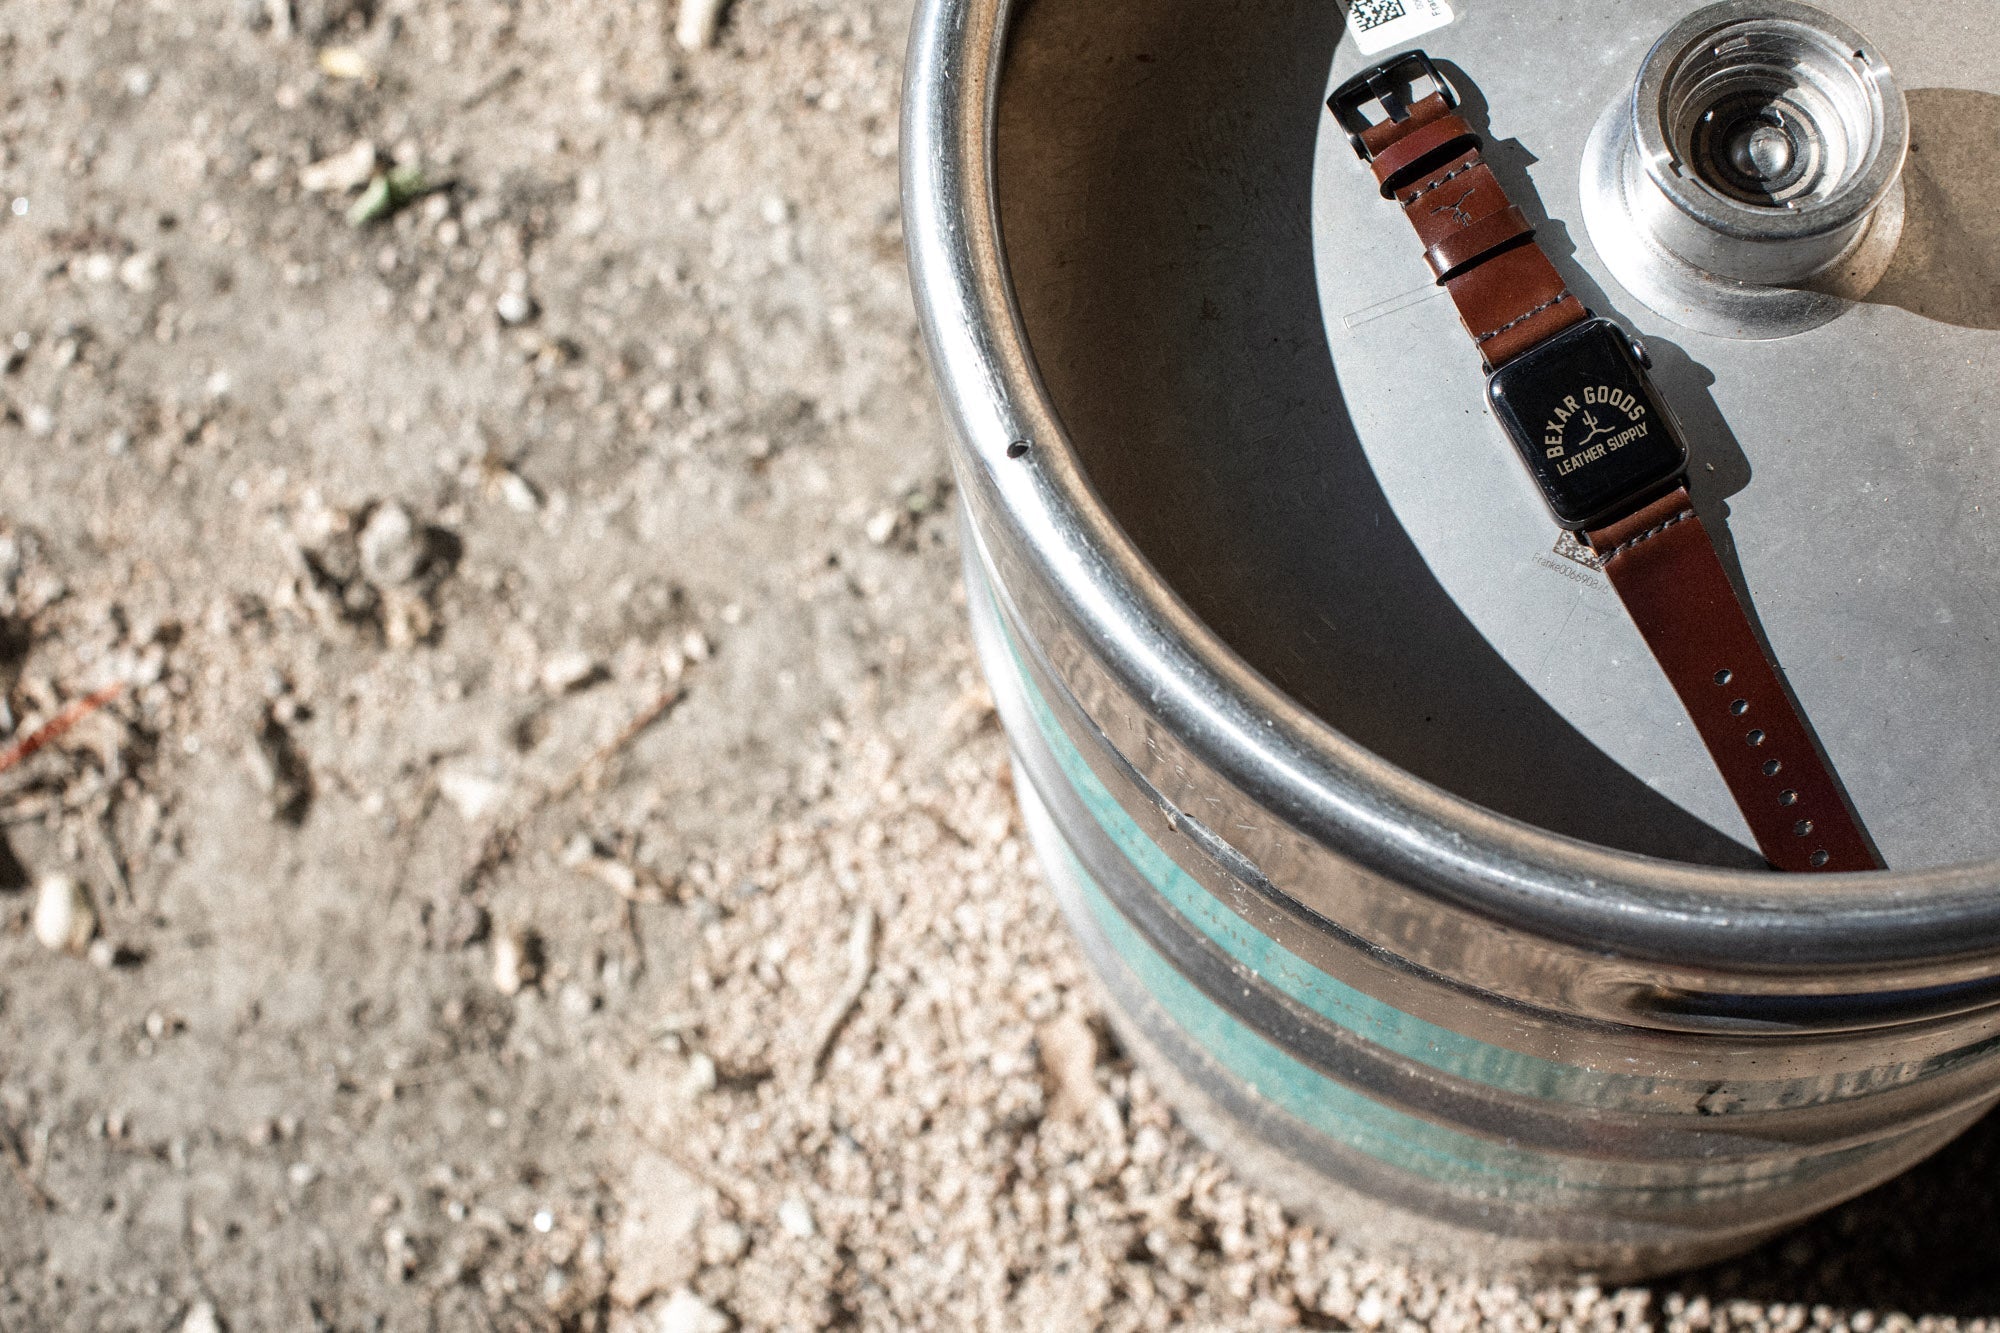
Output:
(180, 1302), (223, 1333)
(539, 650), (601, 694)
(559, 982), (598, 1018)
(864, 509), (898, 545)
(439, 770), (509, 823)
(492, 927), (540, 996)
(358, 502), (426, 586)
(701, 1219), (748, 1265)
(674, 0), (725, 50)
(655, 1290), (730, 1333)
(299, 140), (378, 194)
(117, 251), (160, 293)
(681, 1052), (718, 1097)
(495, 290), (535, 326)
(777, 1195), (815, 1238)
(317, 46), (373, 80)
(383, 1226), (416, 1281)
(32, 876), (96, 954)
(1037, 1011), (1101, 1120)
(496, 470), (540, 513)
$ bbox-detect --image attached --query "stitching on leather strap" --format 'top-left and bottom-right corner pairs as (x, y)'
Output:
(1474, 291), (1573, 344)
(1400, 161), (1478, 205)
(1603, 505), (1696, 560)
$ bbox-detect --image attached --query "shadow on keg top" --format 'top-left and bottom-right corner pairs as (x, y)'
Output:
(994, 0), (1763, 867)
(1863, 88), (2000, 331)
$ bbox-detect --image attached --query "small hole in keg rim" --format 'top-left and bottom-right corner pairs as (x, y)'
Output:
(1779, 789), (1799, 806)
(1714, 669), (1734, 685)
(1763, 760), (1782, 776)
(1811, 850), (1831, 867)
(1005, 440), (1031, 460)
(1795, 820), (1815, 837)
(1730, 699), (1749, 715)
(1746, 729), (1766, 747)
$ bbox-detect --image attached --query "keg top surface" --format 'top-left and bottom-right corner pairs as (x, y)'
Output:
(906, 0), (2000, 966)
(983, 0), (1998, 873)
(1310, 1), (1994, 870)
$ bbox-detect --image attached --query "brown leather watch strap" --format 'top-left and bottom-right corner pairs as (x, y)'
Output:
(1337, 54), (1879, 871)
(1586, 490), (1878, 872)
(1355, 92), (1587, 367)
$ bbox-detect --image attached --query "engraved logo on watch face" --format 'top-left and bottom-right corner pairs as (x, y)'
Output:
(1542, 384), (1651, 476)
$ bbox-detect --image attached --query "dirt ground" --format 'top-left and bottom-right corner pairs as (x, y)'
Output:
(0, 0), (1996, 1329)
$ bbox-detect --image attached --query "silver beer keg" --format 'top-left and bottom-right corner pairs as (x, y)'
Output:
(904, 0), (2000, 1278)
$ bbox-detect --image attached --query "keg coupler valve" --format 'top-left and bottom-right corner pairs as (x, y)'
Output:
(1580, 0), (1909, 339)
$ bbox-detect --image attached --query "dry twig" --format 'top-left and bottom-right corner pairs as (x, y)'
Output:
(0, 683), (123, 778)
(458, 687), (684, 895)
(804, 904), (877, 1081)
(0, 1121), (55, 1212)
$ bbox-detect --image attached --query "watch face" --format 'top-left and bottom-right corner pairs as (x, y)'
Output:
(1486, 319), (1689, 530)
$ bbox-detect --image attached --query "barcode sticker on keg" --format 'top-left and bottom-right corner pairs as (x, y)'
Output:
(1341, 0), (1455, 54)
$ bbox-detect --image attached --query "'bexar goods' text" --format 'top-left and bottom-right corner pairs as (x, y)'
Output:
(1543, 383), (1649, 473)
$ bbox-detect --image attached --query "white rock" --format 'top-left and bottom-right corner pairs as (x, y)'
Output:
(654, 1290), (730, 1333)
(777, 1195), (815, 1238)
(117, 250), (160, 293)
(609, 1153), (705, 1306)
(863, 509), (898, 545)
(300, 140), (378, 193)
(358, 502), (425, 586)
(1037, 1011), (1101, 1120)
(492, 927), (539, 996)
(497, 470), (540, 513)
(700, 1219), (748, 1265)
(439, 770), (508, 823)
(674, 0), (725, 50)
(32, 877), (95, 954)
(539, 650), (600, 694)
(495, 290), (534, 325)
(559, 982), (598, 1017)
(680, 1052), (718, 1097)
(180, 1302), (223, 1333)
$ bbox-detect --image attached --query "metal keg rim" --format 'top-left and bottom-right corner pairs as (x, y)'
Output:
(901, 0), (2000, 978)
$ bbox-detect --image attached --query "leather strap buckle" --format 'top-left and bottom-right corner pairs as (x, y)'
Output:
(1328, 49), (1458, 162)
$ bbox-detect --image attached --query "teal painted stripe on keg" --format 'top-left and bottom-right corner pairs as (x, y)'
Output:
(997, 620), (1609, 1108)
(1058, 837), (1582, 1190)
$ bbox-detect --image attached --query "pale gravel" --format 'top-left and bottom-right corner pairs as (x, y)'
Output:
(0, 0), (1992, 1327)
